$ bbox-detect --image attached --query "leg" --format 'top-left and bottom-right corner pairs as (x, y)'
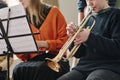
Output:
(57, 69), (85, 80)
(12, 60), (70, 80)
(86, 69), (120, 80)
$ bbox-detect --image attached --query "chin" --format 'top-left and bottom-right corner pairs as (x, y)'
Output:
(92, 10), (98, 13)
(92, 11), (95, 13)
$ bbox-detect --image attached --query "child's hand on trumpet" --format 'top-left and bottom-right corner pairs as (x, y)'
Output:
(66, 22), (76, 37)
(66, 22), (90, 45)
(74, 28), (90, 45)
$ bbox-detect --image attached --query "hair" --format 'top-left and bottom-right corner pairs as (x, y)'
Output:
(26, 0), (49, 27)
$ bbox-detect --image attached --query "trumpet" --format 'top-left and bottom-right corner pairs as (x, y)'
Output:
(46, 8), (96, 72)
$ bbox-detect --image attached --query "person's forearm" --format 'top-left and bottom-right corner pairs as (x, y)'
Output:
(36, 41), (49, 49)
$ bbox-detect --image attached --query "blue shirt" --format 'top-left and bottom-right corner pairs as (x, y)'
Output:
(0, 1), (7, 8)
(77, 0), (116, 12)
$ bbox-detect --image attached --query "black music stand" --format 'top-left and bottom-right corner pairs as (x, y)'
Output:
(0, 4), (45, 80)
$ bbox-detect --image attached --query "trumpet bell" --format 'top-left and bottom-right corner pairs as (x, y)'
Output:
(46, 58), (60, 72)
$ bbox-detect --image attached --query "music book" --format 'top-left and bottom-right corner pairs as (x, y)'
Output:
(0, 3), (39, 55)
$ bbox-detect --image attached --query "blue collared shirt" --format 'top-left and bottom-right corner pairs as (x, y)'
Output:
(77, 0), (116, 12)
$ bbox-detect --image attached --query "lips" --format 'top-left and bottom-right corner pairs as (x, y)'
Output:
(92, 7), (96, 10)
(92, 7), (97, 12)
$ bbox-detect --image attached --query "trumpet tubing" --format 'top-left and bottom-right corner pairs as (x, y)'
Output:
(46, 8), (96, 72)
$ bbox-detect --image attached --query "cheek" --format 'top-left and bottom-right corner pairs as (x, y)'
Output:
(96, 4), (103, 10)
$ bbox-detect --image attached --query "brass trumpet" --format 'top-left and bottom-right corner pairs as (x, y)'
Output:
(46, 8), (96, 72)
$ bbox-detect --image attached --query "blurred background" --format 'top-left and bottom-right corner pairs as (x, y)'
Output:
(5, 0), (120, 26)
(1, 0), (120, 79)
(5, 0), (78, 24)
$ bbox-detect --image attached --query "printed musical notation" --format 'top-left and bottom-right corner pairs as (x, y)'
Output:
(0, 3), (38, 55)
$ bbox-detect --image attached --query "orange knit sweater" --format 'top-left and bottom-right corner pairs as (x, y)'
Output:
(16, 6), (68, 61)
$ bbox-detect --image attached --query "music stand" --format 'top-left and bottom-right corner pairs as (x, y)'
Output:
(0, 3), (45, 80)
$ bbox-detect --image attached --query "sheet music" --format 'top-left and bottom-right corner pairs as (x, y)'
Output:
(0, 39), (7, 54)
(0, 3), (25, 20)
(9, 36), (37, 52)
(2, 17), (31, 36)
(0, 3), (39, 54)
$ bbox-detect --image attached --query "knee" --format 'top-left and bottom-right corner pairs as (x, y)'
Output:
(57, 76), (68, 80)
(86, 77), (104, 80)
(57, 74), (70, 80)
(86, 70), (105, 80)
(13, 63), (21, 74)
(57, 78), (61, 80)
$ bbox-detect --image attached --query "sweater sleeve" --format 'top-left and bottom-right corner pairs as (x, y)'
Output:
(46, 7), (68, 53)
(16, 54), (30, 61)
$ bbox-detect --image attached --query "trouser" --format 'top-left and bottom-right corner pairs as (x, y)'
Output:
(57, 69), (120, 80)
(0, 71), (7, 80)
(12, 53), (70, 80)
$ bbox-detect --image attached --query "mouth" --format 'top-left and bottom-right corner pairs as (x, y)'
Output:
(92, 7), (96, 12)
(92, 7), (95, 10)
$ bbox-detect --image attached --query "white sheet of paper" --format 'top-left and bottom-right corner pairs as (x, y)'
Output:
(0, 3), (26, 20)
(9, 36), (38, 52)
(0, 39), (7, 54)
(0, 3), (38, 54)
(2, 17), (31, 36)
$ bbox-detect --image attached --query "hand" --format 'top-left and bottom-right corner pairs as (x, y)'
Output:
(66, 22), (76, 37)
(74, 28), (90, 45)
(36, 40), (49, 48)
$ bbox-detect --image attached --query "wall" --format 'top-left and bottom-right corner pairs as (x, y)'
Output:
(43, 0), (59, 7)
(6, 0), (78, 25)
(43, 0), (78, 25)
(58, 0), (78, 24)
